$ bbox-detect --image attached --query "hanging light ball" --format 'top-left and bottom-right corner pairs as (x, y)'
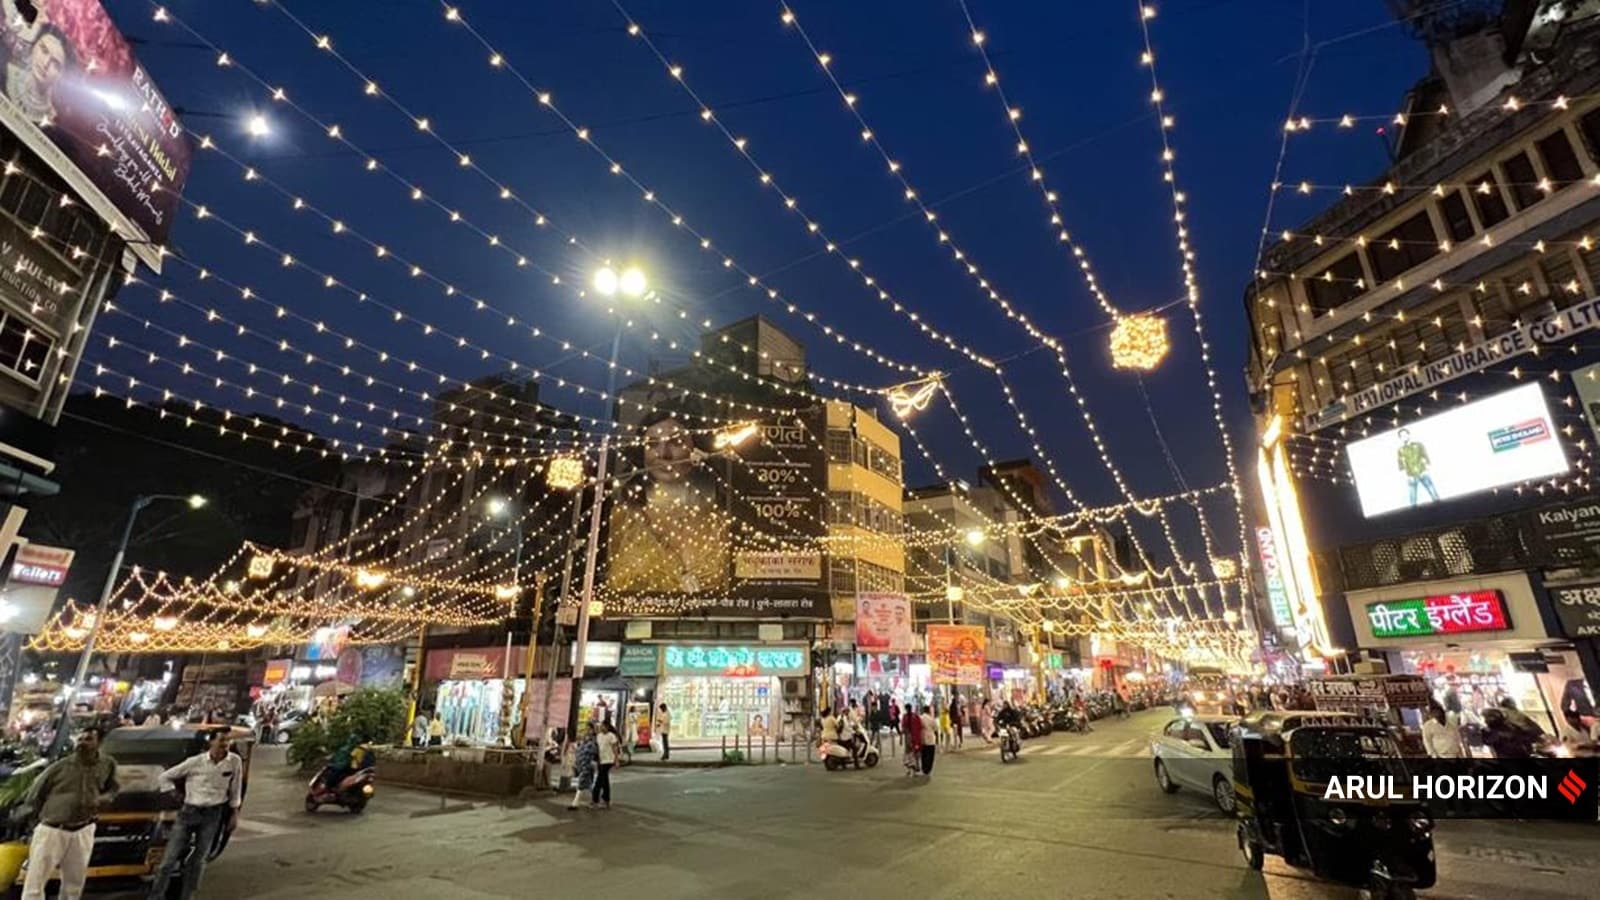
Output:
(1109, 313), (1170, 371)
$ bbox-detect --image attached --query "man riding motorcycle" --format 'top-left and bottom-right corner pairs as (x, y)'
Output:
(316, 737), (374, 793)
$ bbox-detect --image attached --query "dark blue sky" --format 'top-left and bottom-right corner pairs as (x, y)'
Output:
(93, 0), (1432, 571)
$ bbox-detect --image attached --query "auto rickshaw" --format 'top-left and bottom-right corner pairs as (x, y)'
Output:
(1231, 711), (1435, 900)
(6, 724), (254, 897)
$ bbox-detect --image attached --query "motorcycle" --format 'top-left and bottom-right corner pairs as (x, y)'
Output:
(305, 766), (376, 813)
(998, 725), (1022, 762)
(818, 733), (879, 770)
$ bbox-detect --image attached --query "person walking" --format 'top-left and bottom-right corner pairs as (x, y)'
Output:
(888, 698), (901, 735)
(949, 693), (965, 750)
(919, 706), (938, 777)
(148, 728), (243, 900)
(410, 710), (430, 749)
(900, 703), (923, 776)
(1422, 701), (1465, 759)
(427, 712), (445, 747)
(593, 721), (621, 809)
(979, 698), (994, 744)
(653, 703), (671, 761)
(568, 725), (599, 810)
(20, 725), (119, 900)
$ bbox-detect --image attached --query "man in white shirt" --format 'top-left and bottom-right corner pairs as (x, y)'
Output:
(147, 729), (243, 899)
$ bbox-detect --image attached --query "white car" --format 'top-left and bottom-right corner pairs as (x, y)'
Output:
(1150, 715), (1238, 814)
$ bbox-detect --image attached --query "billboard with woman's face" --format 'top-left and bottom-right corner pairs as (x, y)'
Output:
(604, 406), (828, 617)
(0, 0), (191, 247)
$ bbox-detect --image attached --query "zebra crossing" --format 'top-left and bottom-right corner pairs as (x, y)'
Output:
(1025, 736), (1150, 758)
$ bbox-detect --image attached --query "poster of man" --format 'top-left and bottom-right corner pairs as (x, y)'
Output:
(856, 592), (913, 653)
(606, 411), (732, 595)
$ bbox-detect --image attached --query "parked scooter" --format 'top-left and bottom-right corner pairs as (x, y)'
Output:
(998, 725), (1022, 762)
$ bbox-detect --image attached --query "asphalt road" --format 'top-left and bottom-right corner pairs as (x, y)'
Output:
(131, 709), (1599, 899)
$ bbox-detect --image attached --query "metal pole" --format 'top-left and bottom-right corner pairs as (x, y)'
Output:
(50, 496), (148, 757)
(497, 521), (523, 744)
(562, 327), (622, 747)
(519, 573), (547, 750)
(945, 545), (956, 625)
(540, 460), (591, 788)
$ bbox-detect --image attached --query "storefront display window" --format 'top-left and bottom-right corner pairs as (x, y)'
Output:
(658, 675), (776, 742)
(1398, 647), (1585, 736)
(436, 679), (523, 745)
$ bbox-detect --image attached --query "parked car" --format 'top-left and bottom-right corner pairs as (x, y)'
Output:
(273, 708), (312, 744)
(1150, 714), (1238, 813)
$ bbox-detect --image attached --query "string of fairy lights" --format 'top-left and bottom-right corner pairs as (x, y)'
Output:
(27, 3), (1270, 659)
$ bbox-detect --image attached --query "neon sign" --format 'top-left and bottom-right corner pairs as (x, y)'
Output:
(1365, 591), (1511, 639)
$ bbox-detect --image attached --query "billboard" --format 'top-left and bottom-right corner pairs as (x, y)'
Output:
(926, 625), (986, 685)
(1345, 383), (1567, 517)
(855, 592), (912, 653)
(0, 0), (192, 249)
(605, 406), (828, 617)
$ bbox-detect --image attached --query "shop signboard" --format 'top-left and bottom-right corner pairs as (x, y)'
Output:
(1303, 294), (1600, 432)
(0, 215), (82, 334)
(855, 592), (912, 653)
(605, 405), (828, 618)
(569, 641), (621, 668)
(926, 625), (986, 686)
(1547, 580), (1600, 638)
(522, 677), (573, 742)
(619, 644), (659, 677)
(1308, 675), (1431, 711)
(659, 644), (807, 677)
(424, 646), (519, 681)
(9, 543), (72, 587)
(1345, 383), (1567, 518)
(1527, 498), (1600, 568)
(0, 0), (193, 253)
(1364, 591), (1511, 639)
(262, 658), (292, 688)
(1255, 526), (1293, 628)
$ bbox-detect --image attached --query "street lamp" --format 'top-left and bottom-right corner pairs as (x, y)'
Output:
(52, 493), (207, 756)
(485, 495), (524, 744)
(945, 529), (985, 625)
(246, 113), (271, 138)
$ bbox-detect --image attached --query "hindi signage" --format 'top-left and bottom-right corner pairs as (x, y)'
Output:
(659, 643), (807, 677)
(733, 553), (821, 581)
(1365, 591), (1511, 639)
(1308, 675), (1431, 711)
(1305, 295), (1600, 432)
(1548, 581), (1600, 638)
(926, 625), (986, 686)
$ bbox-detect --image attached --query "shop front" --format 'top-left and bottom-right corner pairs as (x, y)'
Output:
(424, 645), (527, 745)
(1346, 571), (1588, 735)
(653, 643), (808, 745)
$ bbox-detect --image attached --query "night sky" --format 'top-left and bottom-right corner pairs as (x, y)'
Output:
(89, 0), (1431, 575)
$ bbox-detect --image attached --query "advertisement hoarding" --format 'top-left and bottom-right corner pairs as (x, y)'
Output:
(605, 406), (828, 617)
(926, 625), (986, 685)
(1255, 526), (1293, 629)
(1527, 498), (1600, 568)
(855, 592), (912, 653)
(0, 0), (192, 251)
(1345, 383), (1567, 518)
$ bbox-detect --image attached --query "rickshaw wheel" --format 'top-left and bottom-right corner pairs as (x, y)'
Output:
(1237, 822), (1264, 871)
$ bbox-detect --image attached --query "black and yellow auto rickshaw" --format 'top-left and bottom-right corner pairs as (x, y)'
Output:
(1231, 711), (1435, 900)
(6, 724), (254, 896)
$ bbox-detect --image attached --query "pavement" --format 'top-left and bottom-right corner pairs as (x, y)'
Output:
(95, 709), (1600, 899)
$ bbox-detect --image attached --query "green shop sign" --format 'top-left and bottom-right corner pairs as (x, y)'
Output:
(619, 645), (659, 677)
(661, 644), (807, 677)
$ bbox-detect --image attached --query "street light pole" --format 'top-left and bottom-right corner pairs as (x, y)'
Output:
(51, 492), (204, 756)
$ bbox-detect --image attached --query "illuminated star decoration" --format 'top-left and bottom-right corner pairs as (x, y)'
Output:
(1109, 314), (1170, 371)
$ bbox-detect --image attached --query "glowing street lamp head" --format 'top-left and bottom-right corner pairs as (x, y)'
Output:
(964, 529), (986, 548)
(246, 113), (271, 137)
(593, 266), (620, 296)
(187, 494), (208, 509)
(486, 497), (509, 517)
(619, 267), (647, 297)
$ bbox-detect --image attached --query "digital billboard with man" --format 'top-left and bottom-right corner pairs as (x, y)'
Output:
(1346, 383), (1567, 517)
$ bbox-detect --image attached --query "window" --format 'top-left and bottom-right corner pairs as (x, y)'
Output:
(0, 313), (51, 384)
(1582, 107), (1600, 161)
(856, 559), (904, 594)
(1501, 152), (1542, 209)
(828, 557), (856, 595)
(1536, 130), (1584, 188)
(1368, 211), (1439, 284)
(866, 444), (900, 482)
(1304, 252), (1366, 315)
(824, 429), (853, 464)
(1439, 190), (1474, 243)
(1467, 171), (1510, 228)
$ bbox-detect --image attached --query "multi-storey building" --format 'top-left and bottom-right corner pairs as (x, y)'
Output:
(1246, 4), (1600, 726)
